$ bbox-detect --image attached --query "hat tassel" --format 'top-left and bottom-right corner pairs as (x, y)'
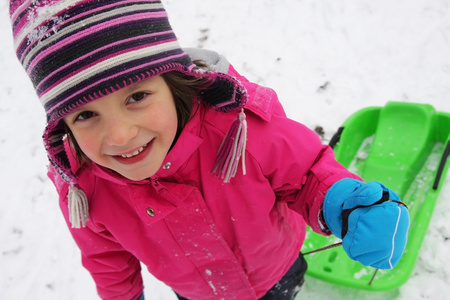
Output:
(212, 109), (247, 182)
(68, 185), (89, 228)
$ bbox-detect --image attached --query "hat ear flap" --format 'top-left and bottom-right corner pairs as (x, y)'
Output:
(44, 123), (75, 183)
(200, 73), (247, 112)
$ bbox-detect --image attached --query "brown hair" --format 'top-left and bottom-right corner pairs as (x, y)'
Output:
(65, 64), (211, 166)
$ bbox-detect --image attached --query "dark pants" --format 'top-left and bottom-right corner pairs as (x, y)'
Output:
(176, 253), (307, 300)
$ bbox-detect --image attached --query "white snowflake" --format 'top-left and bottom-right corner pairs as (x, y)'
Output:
(26, 0), (78, 44)
(27, 14), (68, 45)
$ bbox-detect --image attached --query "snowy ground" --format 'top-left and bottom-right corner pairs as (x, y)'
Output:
(2, 0), (450, 299)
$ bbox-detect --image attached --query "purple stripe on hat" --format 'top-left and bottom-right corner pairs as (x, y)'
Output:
(13, 0), (80, 56)
(10, 7), (30, 37)
(17, 1), (165, 64)
(11, 0), (158, 35)
(25, 10), (169, 74)
(35, 30), (174, 93)
(10, 0), (36, 32)
(30, 21), (173, 87)
(40, 38), (183, 107)
(38, 36), (178, 98)
(45, 50), (189, 115)
(44, 48), (188, 111)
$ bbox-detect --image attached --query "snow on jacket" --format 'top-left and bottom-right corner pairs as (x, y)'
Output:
(48, 63), (359, 300)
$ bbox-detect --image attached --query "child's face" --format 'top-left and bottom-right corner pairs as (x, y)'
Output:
(64, 76), (178, 181)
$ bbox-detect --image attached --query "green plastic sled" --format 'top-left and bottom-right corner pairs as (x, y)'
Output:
(301, 101), (450, 291)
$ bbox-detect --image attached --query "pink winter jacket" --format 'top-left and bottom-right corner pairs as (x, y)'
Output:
(49, 65), (358, 300)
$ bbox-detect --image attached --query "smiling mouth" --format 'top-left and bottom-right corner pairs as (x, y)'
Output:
(119, 143), (148, 158)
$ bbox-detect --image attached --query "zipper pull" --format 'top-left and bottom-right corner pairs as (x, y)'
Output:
(150, 177), (164, 192)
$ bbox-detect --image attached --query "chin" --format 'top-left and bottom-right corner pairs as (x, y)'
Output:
(120, 169), (157, 181)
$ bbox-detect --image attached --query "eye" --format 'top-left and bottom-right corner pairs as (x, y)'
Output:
(128, 92), (149, 103)
(74, 110), (96, 122)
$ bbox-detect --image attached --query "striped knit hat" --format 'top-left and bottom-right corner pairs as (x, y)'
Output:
(10, 0), (247, 185)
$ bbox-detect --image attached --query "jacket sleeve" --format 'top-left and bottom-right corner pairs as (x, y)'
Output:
(48, 167), (144, 300)
(241, 80), (360, 235)
(284, 143), (362, 235)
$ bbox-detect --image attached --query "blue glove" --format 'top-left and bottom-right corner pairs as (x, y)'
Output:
(323, 178), (410, 269)
(137, 293), (145, 300)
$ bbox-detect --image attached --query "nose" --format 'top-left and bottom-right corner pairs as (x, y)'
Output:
(104, 117), (138, 147)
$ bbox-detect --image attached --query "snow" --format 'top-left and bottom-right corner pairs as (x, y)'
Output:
(1, 0), (450, 299)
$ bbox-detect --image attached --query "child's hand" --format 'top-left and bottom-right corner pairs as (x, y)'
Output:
(323, 178), (410, 269)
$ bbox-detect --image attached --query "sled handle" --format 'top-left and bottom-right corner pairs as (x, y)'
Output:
(433, 140), (450, 190)
(329, 127), (344, 149)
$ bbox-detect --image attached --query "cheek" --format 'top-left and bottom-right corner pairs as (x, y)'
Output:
(165, 104), (179, 140)
(149, 101), (179, 137)
(166, 108), (179, 132)
(72, 130), (101, 160)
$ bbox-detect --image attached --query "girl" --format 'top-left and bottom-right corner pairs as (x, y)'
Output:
(10, 0), (409, 299)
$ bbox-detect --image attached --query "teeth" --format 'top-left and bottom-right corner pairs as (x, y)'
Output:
(120, 144), (147, 158)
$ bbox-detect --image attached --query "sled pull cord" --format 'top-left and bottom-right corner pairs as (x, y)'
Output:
(368, 269), (379, 286)
(302, 242), (342, 255)
(303, 242), (379, 286)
